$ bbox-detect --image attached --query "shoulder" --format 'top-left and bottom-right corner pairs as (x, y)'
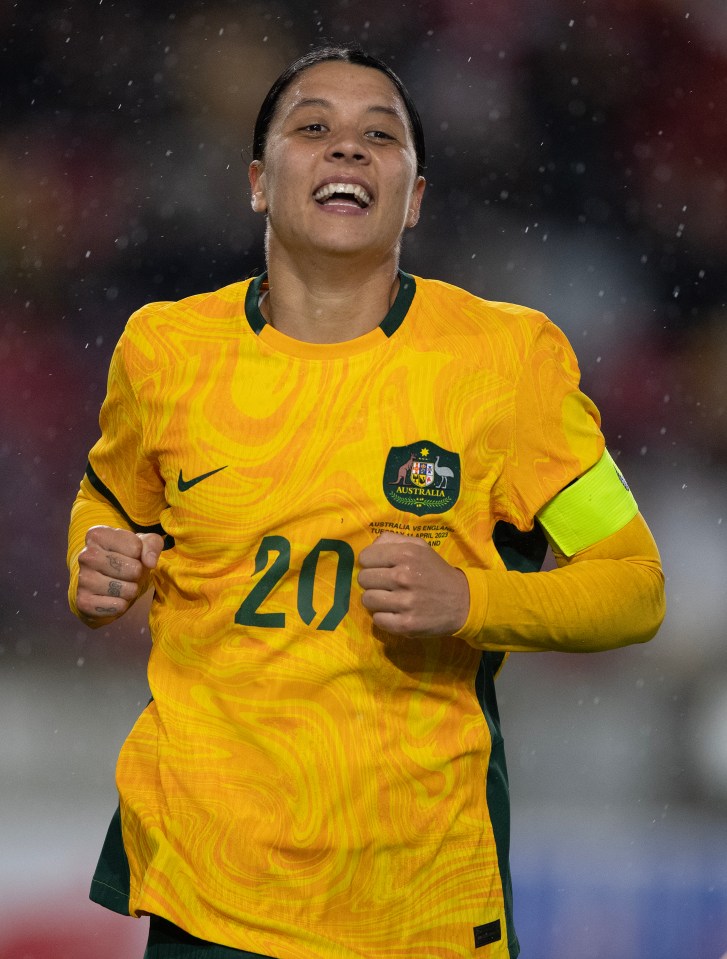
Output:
(115, 278), (254, 374)
(125, 279), (253, 337)
(408, 274), (559, 356)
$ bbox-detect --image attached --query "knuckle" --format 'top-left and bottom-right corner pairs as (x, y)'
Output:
(392, 567), (411, 588)
(78, 544), (97, 566)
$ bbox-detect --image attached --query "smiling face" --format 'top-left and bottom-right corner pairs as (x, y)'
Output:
(248, 61), (426, 265)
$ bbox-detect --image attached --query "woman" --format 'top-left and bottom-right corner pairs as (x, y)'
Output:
(68, 46), (665, 959)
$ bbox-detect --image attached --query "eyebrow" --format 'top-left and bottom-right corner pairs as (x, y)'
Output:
(287, 97), (405, 123)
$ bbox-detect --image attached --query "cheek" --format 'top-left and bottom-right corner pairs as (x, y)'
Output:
(261, 159), (302, 211)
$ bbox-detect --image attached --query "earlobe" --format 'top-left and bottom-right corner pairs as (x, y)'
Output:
(251, 191), (267, 214)
(406, 176), (426, 228)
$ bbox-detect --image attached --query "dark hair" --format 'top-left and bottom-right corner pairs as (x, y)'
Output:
(252, 46), (426, 176)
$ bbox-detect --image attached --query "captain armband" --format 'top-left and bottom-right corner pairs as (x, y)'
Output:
(536, 450), (638, 557)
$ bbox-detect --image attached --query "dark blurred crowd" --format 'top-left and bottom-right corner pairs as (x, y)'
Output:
(2, 0), (726, 655)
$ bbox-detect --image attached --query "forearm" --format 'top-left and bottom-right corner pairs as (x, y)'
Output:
(456, 514), (665, 653)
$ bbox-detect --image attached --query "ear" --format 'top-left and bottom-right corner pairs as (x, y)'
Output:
(248, 160), (267, 214)
(405, 176), (426, 229)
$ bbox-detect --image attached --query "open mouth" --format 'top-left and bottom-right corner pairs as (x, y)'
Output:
(313, 182), (372, 209)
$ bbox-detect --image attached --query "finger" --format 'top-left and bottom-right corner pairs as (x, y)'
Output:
(76, 590), (132, 620)
(375, 531), (414, 545)
(137, 532), (164, 569)
(359, 535), (428, 568)
(85, 525), (144, 559)
(360, 587), (412, 615)
(78, 542), (145, 583)
(77, 566), (141, 603)
(371, 611), (414, 635)
(375, 532), (428, 548)
(357, 567), (396, 591)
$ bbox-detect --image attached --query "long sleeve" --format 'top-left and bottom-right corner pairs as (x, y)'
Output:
(67, 474), (153, 620)
(67, 314), (169, 622)
(456, 512), (665, 653)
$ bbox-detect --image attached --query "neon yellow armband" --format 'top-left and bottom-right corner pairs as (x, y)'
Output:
(536, 450), (638, 557)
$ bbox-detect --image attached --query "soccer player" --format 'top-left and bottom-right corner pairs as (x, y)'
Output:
(67, 46), (665, 959)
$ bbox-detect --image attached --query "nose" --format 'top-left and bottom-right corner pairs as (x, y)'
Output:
(325, 127), (370, 163)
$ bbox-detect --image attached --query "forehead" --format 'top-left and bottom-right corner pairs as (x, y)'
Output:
(274, 61), (408, 123)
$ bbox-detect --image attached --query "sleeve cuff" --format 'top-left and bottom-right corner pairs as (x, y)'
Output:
(452, 567), (490, 647)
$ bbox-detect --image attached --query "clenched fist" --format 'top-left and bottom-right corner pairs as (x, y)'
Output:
(75, 525), (164, 624)
(358, 531), (469, 637)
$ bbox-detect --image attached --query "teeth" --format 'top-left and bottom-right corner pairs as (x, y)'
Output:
(313, 182), (372, 206)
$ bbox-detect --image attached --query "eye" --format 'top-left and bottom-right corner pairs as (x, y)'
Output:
(300, 122), (327, 134)
(365, 129), (396, 141)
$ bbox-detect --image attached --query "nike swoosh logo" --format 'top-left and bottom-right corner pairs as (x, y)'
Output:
(177, 466), (228, 492)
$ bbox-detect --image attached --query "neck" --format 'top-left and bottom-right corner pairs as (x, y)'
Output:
(260, 243), (401, 344)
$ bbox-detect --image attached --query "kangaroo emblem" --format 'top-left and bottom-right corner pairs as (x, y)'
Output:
(390, 452), (415, 485)
(383, 441), (460, 516)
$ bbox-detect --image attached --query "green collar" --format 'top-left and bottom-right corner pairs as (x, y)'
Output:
(244, 269), (416, 339)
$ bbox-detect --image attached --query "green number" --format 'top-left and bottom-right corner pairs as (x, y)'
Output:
(234, 535), (290, 628)
(297, 539), (354, 632)
(235, 536), (353, 631)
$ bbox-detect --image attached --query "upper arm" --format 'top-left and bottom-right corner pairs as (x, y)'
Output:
(536, 449), (639, 558)
(552, 510), (662, 568)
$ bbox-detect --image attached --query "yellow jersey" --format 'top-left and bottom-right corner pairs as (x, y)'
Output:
(77, 271), (603, 958)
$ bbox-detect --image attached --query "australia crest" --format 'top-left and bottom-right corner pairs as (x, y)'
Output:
(383, 441), (460, 515)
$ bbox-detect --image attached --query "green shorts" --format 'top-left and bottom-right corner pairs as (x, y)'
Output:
(143, 916), (275, 959)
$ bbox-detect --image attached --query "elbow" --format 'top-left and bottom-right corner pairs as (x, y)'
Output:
(645, 569), (667, 643)
(627, 566), (667, 647)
